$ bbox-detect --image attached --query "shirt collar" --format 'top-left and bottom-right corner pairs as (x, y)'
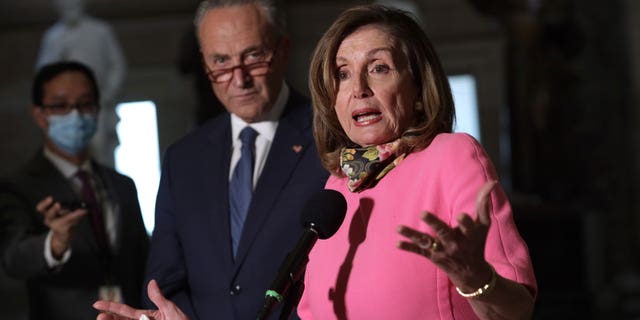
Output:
(230, 82), (289, 142)
(43, 147), (92, 179)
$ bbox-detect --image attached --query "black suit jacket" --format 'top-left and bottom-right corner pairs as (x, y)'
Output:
(0, 152), (149, 320)
(143, 90), (329, 319)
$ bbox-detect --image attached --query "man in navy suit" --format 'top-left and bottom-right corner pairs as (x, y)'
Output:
(140, 1), (328, 319)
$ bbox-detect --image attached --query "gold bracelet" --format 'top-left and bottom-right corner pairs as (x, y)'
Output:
(455, 265), (497, 299)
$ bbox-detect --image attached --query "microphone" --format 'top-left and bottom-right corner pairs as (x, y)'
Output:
(257, 189), (347, 319)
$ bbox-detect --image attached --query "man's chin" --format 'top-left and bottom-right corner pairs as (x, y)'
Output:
(228, 100), (267, 119)
(231, 107), (264, 123)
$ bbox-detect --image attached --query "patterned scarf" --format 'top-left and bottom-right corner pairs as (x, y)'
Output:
(340, 140), (405, 193)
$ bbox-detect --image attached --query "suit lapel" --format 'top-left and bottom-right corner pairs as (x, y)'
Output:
(233, 92), (312, 265)
(202, 116), (235, 267)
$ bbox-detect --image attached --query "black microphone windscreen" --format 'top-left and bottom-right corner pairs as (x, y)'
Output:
(300, 189), (347, 240)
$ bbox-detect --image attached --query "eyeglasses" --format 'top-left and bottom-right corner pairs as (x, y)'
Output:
(41, 101), (99, 115)
(203, 44), (279, 84)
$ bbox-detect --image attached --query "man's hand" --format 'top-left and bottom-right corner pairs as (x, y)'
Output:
(37, 196), (87, 258)
(94, 280), (189, 320)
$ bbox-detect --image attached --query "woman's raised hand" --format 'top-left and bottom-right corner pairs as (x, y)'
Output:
(397, 180), (497, 291)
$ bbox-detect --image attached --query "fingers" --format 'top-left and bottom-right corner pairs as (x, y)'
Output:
(397, 225), (438, 248)
(48, 209), (88, 241)
(57, 208), (89, 224)
(396, 239), (435, 258)
(456, 181), (497, 236)
(35, 196), (54, 213)
(395, 181), (498, 281)
(397, 225), (430, 243)
(456, 213), (475, 235)
(38, 196), (88, 227)
(148, 279), (171, 310)
(38, 197), (60, 223)
(145, 279), (187, 319)
(396, 225), (440, 258)
(421, 212), (456, 243)
(475, 180), (497, 226)
(97, 313), (120, 320)
(97, 314), (113, 320)
(93, 300), (141, 319)
(396, 212), (458, 259)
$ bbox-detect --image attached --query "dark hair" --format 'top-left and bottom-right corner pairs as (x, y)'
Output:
(32, 61), (100, 106)
(309, 4), (455, 175)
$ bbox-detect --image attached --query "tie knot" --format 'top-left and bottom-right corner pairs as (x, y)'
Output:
(239, 126), (258, 145)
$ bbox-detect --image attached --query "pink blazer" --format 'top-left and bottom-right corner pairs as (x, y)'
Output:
(298, 133), (537, 320)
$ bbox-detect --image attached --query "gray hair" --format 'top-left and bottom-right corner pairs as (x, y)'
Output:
(194, 0), (286, 41)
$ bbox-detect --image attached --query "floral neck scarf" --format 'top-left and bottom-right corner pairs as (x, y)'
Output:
(340, 140), (406, 193)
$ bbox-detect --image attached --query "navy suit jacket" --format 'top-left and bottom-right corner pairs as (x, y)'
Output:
(144, 90), (329, 319)
(0, 152), (149, 320)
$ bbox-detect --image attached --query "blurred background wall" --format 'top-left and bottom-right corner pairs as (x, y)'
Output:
(1, 0), (639, 318)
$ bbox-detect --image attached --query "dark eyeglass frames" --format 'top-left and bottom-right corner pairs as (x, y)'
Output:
(202, 42), (279, 84)
(40, 101), (99, 115)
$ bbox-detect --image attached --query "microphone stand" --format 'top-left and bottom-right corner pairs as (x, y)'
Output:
(278, 277), (305, 320)
(256, 187), (348, 320)
(256, 230), (317, 320)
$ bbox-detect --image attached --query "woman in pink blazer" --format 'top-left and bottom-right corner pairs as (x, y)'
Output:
(299, 4), (537, 320)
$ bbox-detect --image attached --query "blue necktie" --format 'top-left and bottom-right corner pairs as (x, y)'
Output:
(229, 126), (258, 257)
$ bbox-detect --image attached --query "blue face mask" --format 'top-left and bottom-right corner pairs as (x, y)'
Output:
(47, 109), (97, 155)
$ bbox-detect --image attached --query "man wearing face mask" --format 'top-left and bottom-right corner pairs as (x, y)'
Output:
(36, 0), (127, 168)
(0, 61), (149, 320)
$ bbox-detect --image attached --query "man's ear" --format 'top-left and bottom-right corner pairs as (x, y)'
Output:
(31, 105), (48, 130)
